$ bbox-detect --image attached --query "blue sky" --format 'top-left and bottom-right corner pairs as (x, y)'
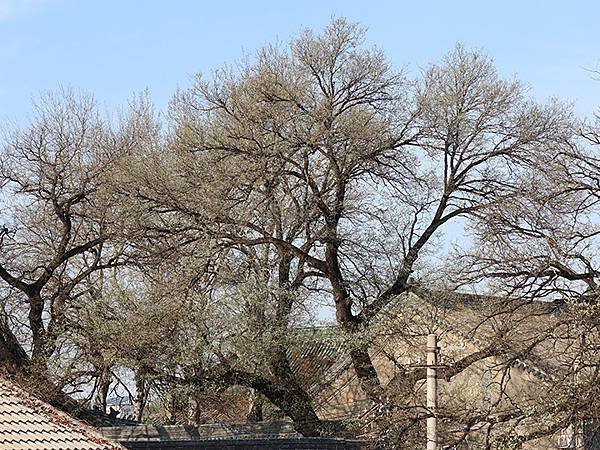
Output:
(1, 0), (599, 124)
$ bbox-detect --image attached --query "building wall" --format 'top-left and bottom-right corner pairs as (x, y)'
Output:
(313, 332), (573, 449)
(119, 438), (364, 449)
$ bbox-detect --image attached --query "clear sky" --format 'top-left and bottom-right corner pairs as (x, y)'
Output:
(1, 0), (599, 124)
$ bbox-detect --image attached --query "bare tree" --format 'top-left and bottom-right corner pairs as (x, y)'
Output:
(442, 79), (600, 448)
(116, 19), (576, 439)
(1, 20), (592, 447)
(0, 89), (151, 386)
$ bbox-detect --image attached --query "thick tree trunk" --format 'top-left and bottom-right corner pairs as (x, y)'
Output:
(93, 365), (112, 412)
(133, 370), (150, 422)
(166, 390), (182, 425)
(349, 348), (384, 401)
(224, 368), (325, 437)
(28, 293), (47, 362)
(268, 356), (323, 435)
(265, 384), (323, 436)
(326, 240), (385, 403)
(0, 311), (29, 372)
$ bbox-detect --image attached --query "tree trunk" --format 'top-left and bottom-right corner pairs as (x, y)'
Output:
(192, 394), (203, 425)
(93, 365), (112, 413)
(323, 233), (385, 403)
(266, 384), (323, 436)
(328, 272), (383, 401)
(224, 368), (326, 437)
(28, 293), (47, 362)
(246, 389), (264, 422)
(0, 310), (29, 372)
(133, 370), (150, 422)
(349, 347), (384, 401)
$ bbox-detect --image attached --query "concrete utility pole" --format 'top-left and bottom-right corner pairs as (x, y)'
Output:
(427, 333), (439, 450)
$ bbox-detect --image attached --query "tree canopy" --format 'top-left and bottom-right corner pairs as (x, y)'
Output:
(0, 18), (598, 449)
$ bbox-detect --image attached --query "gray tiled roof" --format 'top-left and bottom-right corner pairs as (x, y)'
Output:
(0, 376), (124, 450)
(287, 327), (349, 395)
(99, 421), (300, 441)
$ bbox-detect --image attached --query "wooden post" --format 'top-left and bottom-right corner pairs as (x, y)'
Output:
(427, 333), (438, 450)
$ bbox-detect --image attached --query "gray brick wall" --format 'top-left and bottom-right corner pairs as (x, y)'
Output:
(120, 437), (364, 449)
